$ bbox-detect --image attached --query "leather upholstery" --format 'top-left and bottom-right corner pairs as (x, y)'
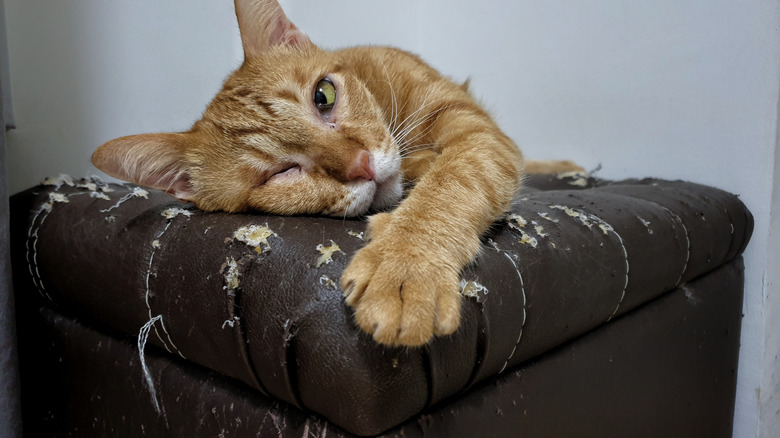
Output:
(9, 174), (752, 436)
(15, 258), (745, 437)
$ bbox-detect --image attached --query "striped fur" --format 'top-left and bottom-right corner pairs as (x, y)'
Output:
(92, 0), (582, 346)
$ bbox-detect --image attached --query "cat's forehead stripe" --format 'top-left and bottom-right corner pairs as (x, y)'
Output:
(233, 87), (253, 98)
(227, 126), (271, 137)
(252, 97), (279, 118)
(275, 88), (299, 103)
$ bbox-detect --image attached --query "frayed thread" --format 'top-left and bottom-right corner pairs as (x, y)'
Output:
(138, 315), (163, 414)
(100, 186), (149, 213)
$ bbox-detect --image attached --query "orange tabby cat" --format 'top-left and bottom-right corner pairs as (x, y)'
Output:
(92, 0), (582, 346)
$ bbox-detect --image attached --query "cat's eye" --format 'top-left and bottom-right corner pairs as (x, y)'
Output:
(314, 78), (336, 113)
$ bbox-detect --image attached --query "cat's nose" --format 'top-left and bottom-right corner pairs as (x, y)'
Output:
(347, 150), (375, 181)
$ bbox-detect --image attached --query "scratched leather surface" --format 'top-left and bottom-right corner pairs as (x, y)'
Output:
(9, 174), (753, 435)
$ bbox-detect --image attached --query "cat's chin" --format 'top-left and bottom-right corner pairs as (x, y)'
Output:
(369, 172), (403, 212)
(339, 173), (402, 217)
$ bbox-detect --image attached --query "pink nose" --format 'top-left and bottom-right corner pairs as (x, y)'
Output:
(347, 150), (375, 181)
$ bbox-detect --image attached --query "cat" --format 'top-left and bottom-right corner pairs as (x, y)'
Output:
(92, 0), (583, 346)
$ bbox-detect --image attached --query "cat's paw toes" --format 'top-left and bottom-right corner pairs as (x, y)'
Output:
(340, 245), (461, 347)
(361, 275), (461, 346)
(433, 287), (461, 336)
(341, 253), (376, 307)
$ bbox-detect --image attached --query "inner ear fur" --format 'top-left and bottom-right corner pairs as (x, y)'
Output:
(92, 132), (194, 200)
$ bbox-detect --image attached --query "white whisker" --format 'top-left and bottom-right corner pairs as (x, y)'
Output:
(391, 89), (439, 140)
(381, 65), (400, 134)
(398, 106), (449, 147)
(400, 143), (439, 158)
(395, 104), (451, 154)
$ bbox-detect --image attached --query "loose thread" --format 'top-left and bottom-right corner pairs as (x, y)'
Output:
(489, 239), (527, 374)
(100, 186), (149, 213)
(142, 209), (189, 359)
(26, 191), (90, 302)
(664, 207), (690, 287)
(138, 314), (163, 414)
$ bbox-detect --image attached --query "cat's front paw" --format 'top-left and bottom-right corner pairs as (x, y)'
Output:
(340, 231), (462, 346)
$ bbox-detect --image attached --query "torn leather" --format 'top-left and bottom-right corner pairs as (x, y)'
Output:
(9, 174), (753, 435)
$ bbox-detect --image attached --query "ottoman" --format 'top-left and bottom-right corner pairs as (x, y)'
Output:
(9, 173), (752, 437)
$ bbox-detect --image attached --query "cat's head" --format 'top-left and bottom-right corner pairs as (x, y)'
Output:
(92, 0), (402, 216)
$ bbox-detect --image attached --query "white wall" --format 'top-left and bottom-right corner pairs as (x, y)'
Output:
(4, 1), (779, 436)
(764, 103), (780, 436)
(4, 0), (241, 193)
(398, 3), (779, 437)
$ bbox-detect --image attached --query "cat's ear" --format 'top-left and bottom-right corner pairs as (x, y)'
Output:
(234, 0), (312, 58)
(92, 133), (195, 201)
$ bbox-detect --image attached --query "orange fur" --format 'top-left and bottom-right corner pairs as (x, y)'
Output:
(92, 0), (580, 346)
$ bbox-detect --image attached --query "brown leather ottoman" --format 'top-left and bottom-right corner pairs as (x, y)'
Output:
(9, 174), (752, 437)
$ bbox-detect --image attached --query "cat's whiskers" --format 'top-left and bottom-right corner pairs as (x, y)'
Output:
(392, 93), (451, 148)
(382, 66), (414, 141)
(394, 103), (451, 157)
(366, 66), (402, 139)
(388, 89), (428, 138)
(399, 143), (438, 158)
(397, 108), (446, 148)
(381, 65), (401, 136)
(390, 90), (439, 141)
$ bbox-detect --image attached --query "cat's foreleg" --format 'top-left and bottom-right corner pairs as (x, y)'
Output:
(341, 121), (523, 346)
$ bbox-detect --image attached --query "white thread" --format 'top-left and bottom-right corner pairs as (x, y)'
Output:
(551, 205), (630, 321)
(583, 211), (629, 322)
(25, 191), (88, 301)
(143, 211), (189, 359)
(26, 204), (53, 301)
(664, 208), (690, 287)
(99, 186), (149, 213)
(302, 420), (309, 438)
(222, 317), (239, 329)
(138, 315), (163, 414)
(145, 221), (171, 353)
(633, 200), (692, 288)
(489, 239), (527, 374)
(300, 415), (328, 438)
